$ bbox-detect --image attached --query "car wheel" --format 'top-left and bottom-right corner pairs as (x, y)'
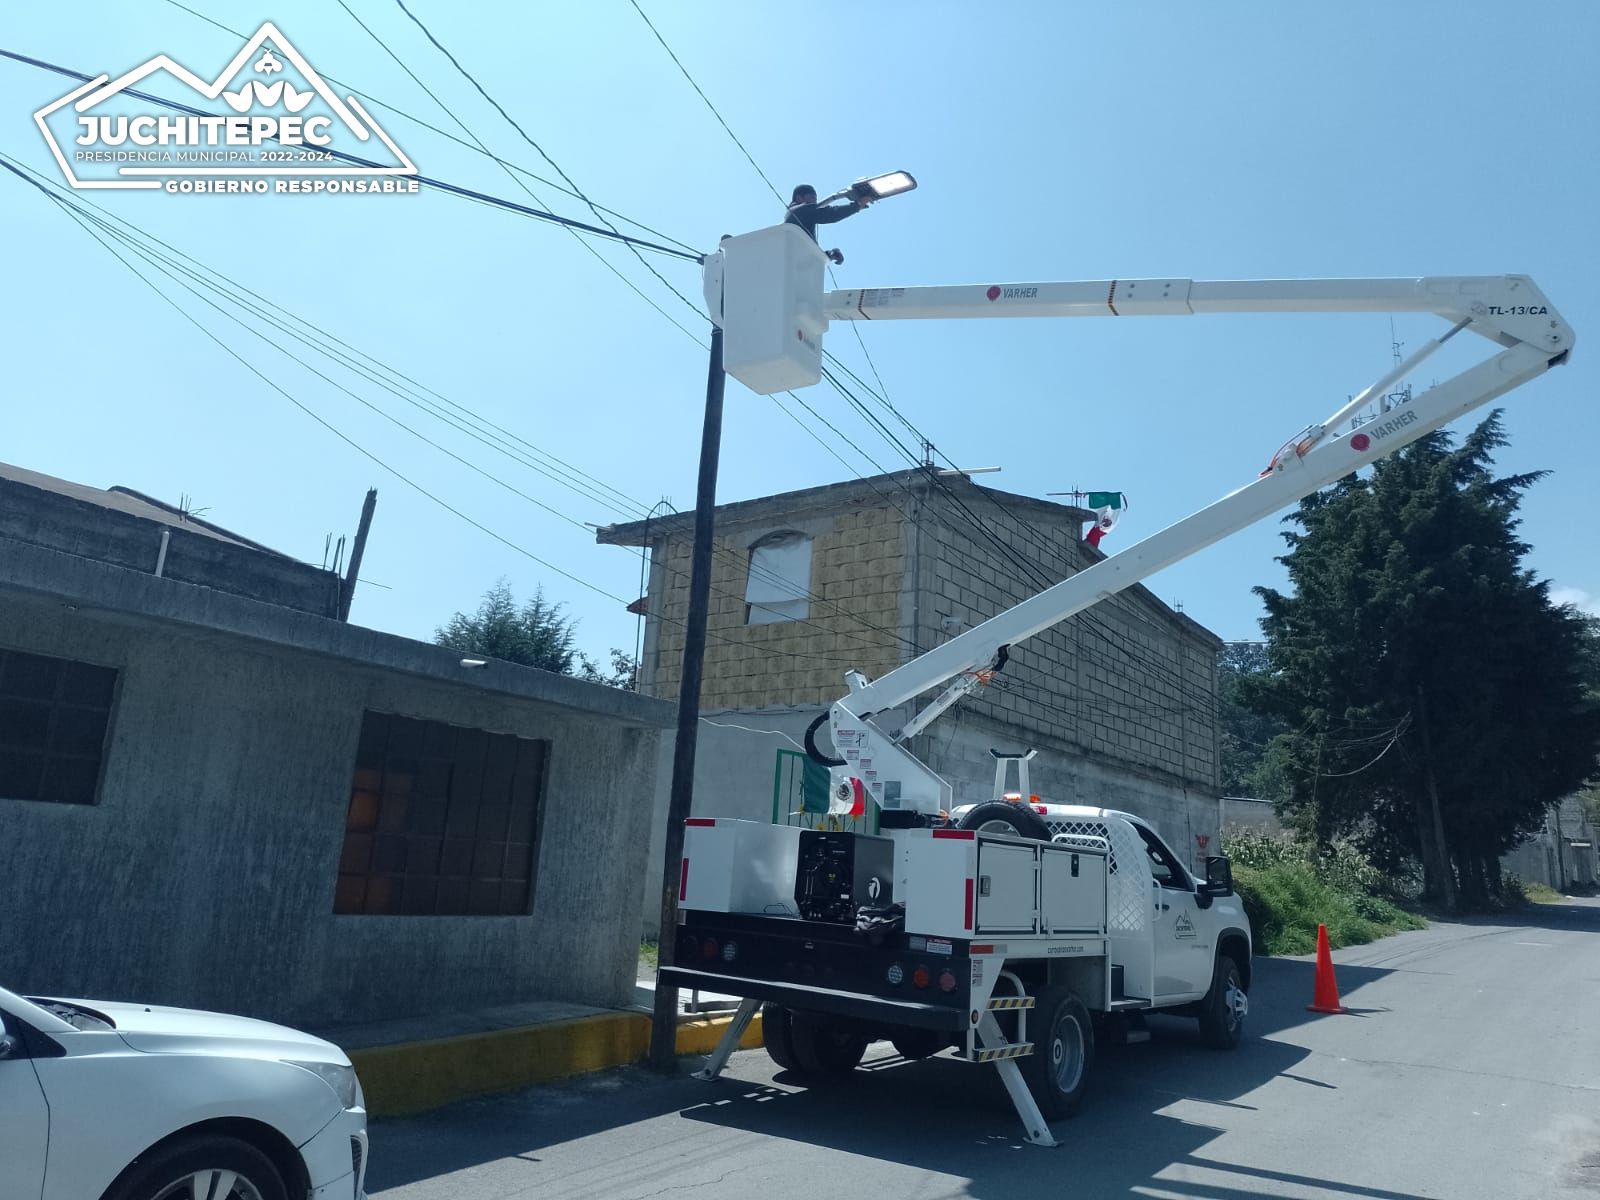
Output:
(956, 801), (1052, 840)
(1024, 987), (1094, 1120)
(762, 1003), (800, 1072)
(1199, 955), (1248, 1049)
(789, 1012), (869, 1075)
(106, 1134), (288, 1200)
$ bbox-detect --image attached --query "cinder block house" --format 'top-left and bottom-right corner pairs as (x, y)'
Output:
(597, 469), (1223, 932)
(0, 462), (672, 1026)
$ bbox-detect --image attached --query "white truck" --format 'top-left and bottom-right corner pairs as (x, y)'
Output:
(661, 214), (1573, 1146)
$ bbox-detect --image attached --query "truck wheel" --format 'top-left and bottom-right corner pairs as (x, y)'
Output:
(1198, 956), (1247, 1049)
(762, 1004), (800, 1072)
(890, 1029), (946, 1060)
(1024, 988), (1094, 1119)
(790, 1013), (869, 1075)
(957, 801), (1052, 841)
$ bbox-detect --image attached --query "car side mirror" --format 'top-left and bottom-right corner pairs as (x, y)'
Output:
(1201, 855), (1234, 898)
(0, 1032), (18, 1061)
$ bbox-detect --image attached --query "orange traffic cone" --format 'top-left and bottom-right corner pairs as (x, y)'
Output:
(1306, 923), (1348, 1014)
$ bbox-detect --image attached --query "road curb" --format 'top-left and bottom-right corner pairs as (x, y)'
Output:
(351, 1008), (763, 1117)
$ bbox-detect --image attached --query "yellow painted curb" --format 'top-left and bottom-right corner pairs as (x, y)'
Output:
(351, 1009), (764, 1118)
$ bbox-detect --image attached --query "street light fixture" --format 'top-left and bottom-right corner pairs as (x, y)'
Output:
(849, 169), (918, 201)
(817, 170), (919, 205)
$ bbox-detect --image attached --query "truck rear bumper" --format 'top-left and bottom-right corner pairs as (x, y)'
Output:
(659, 966), (968, 1032)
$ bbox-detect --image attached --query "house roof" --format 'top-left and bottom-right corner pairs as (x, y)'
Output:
(595, 468), (1095, 545)
(0, 461), (290, 557)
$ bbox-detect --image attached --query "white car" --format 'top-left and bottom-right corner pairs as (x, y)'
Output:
(0, 985), (367, 1200)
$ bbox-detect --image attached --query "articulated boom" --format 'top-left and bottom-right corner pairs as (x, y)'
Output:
(809, 274), (1573, 816)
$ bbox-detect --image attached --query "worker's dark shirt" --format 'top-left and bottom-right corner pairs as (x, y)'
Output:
(784, 199), (862, 242)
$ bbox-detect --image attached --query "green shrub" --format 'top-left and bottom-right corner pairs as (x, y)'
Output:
(1233, 860), (1424, 956)
(1223, 829), (1305, 872)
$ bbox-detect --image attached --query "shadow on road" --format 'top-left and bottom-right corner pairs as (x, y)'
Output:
(367, 955), (1430, 1198)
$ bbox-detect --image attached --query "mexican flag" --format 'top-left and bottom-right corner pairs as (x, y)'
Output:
(1084, 491), (1125, 549)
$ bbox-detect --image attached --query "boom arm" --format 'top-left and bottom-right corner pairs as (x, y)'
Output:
(806, 274), (1572, 815)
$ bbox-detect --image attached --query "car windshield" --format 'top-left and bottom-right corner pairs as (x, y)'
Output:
(23, 998), (116, 1031)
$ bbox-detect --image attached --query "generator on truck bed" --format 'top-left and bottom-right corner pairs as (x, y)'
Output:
(662, 215), (1574, 1146)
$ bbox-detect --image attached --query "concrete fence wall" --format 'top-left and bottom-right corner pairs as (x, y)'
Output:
(0, 547), (672, 1028)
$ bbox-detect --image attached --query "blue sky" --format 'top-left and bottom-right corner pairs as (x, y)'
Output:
(3, 1), (1596, 667)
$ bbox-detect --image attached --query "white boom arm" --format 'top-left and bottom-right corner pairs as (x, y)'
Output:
(805, 274), (1572, 816)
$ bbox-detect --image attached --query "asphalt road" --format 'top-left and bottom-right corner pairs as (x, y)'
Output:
(367, 898), (1600, 1200)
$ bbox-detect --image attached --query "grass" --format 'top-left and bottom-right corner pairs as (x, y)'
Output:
(639, 937), (659, 970)
(1233, 859), (1427, 957)
(1522, 881), (1567, 905)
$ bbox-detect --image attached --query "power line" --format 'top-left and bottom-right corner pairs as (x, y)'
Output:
(0, 47), (700, 262)
(626, 0), (784, 206)
(816, 363), (1221, 719)
(622, 2), (908, 475)
(327, 0), (706, 347)
(8, 153), (905, 654)
(12, 173), (876, 678)
(389, 0), (706, 323)
(156, 0), (701, 255)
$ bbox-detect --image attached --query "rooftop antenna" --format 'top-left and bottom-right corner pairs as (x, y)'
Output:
(1382, 317), (1412, 415)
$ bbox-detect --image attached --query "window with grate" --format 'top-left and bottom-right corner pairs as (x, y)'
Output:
(334, 711), (548, 916)
(0, 649), (117, 806)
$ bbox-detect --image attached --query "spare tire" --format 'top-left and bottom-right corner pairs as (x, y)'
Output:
(957, 801), (1052, 841)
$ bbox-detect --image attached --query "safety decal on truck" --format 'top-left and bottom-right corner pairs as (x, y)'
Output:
(1174, 913), (1197, 940)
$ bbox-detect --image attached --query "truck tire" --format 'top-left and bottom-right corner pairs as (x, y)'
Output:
(762, 1004), (800, 1072)
(957, 801), (1052, 841)
(1198, 955), (1247, 1050)
(1024, 987), (1094, 1120)
(890, 1029), (947, 1060)
(789, 1012), (869, 1075)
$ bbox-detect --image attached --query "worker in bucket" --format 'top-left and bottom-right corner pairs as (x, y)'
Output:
(785, 183), (871, 265)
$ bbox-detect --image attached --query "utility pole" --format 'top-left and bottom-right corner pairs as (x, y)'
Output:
(649, 326), (725, 1069)
(338, 488), (377, 622)
(1416, 684), (1458, 912)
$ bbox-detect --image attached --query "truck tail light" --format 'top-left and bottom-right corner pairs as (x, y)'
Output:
(701, 938), (719, 960)
(912, 966), (930, 989)
(939, 970), (957, 993)
(886, 963), (904, 986)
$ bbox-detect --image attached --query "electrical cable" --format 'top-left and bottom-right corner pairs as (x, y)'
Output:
(0, 47), (700, 262)
(4, 159), (884, 670)
(156, 0), (702, 255)
(389, 0), (706, 323)
(4, 150), (908, 654)
(328, 1), (706, 347)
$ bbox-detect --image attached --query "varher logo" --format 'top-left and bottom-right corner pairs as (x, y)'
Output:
(34, 22), (418, 195)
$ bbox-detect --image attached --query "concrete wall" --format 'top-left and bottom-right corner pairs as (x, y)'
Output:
(0, 472), (341, 618)
(1219, 797), (1285, 837)
(0, 544), (672, 1027)
(1501, 798), (1598, 891)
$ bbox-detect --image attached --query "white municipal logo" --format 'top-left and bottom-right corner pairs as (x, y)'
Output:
(34, 22), (418, 195)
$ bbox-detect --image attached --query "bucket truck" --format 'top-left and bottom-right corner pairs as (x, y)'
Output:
(662, 219), (1573, 1146)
